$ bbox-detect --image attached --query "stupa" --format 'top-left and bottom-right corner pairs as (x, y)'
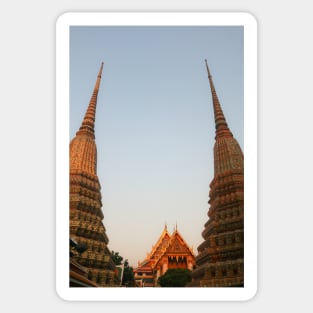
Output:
(191, 60), (244, 287)
(69, 63), (116, 287)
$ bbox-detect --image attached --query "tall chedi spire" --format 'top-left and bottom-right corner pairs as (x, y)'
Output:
(191, 61), (244, 287)
(69, 62), (116, 287)
(76, 62), (103, 139)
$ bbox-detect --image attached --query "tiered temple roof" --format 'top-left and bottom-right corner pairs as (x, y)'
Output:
(134, 225), (195, 287)
(191, 61), (244, 287)
(69, 63), (116, 287)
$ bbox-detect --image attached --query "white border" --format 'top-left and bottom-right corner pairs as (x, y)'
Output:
(56, 12), (257, 301)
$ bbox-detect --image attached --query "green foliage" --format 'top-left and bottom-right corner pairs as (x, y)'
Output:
(111, 251), (123, 265)
(111, 251), (135, 287)
(158, 268), (192, 287)
(122, 264), (135, 287)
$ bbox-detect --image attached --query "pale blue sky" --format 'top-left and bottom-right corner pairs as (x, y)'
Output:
(70, 26), (244, 267)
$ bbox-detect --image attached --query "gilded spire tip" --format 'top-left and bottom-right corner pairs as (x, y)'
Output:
(205, 59), (211, 77)
(98, 62), (104, 76)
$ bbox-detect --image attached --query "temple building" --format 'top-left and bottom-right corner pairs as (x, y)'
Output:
(133, 225), (196, 287)
(69, 62), (116, 287)
(190, 61), (244, 287)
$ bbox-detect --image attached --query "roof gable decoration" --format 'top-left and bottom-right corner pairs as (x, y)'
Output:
(146, 225), (171, 261)
(152, 229), (195, 268)
(165, 230), (195, 256)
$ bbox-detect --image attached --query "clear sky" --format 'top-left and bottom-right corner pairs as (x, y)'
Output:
(70, 26), (244, 267)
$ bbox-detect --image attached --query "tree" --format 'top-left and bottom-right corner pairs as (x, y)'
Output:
(121, 259), (135, 287)
(111, 251), (123, 265)
(158, 268), (192, 287)
(111, 251), (135, 287)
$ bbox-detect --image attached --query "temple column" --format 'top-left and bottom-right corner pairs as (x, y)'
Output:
(188, 258), (193, 270)
(162, 262), (168, 274)
(156, 268), (161, 279)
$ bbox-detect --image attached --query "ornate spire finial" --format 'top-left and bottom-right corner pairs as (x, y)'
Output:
(77, 62), (104, 138)
(205, 59), (210, 77)
(205, 60), (232, 138)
